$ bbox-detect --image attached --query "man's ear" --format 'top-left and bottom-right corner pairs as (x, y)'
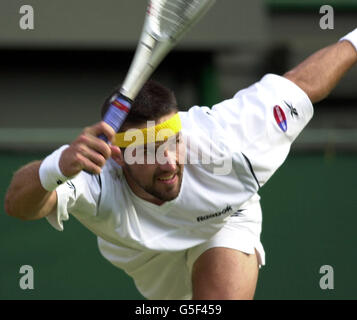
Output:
(110, 145), (125, 166)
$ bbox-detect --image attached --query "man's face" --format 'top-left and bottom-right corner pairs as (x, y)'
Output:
(116, 112), (185, 205)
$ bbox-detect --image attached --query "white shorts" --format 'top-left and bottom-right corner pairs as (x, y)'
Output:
(97, 195), (265, 300)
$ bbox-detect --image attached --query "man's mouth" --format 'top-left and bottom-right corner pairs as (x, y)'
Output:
(157, 173), (178, 184)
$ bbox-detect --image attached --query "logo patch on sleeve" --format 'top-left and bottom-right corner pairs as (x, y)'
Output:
(273, 105), (287, 132)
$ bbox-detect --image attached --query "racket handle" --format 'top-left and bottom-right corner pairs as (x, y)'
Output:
(87, 95), (131, 175)
(100, 95), (132, 141)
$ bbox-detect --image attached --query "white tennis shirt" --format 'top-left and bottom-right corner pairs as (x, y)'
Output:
(47, 74), (313, 253)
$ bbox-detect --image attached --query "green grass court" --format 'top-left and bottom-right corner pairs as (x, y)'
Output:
(1, 151), (356, 299)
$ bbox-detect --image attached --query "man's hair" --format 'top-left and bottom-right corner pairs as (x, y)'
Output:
(101, 80), (178, 130)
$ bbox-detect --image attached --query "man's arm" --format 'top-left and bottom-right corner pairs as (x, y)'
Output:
(4, 161), (57, 220)
(284, 38), (357, 104)
(4, 121), (120, 221)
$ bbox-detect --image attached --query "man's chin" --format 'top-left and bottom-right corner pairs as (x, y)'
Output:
(152, 181), (182, 202)
(163, 191), (180, 201)
(154, 188), (180, 202)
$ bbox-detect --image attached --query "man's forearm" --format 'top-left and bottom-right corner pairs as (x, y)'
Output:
(4, 161), (57, 220)
(284, 40), (357, 103)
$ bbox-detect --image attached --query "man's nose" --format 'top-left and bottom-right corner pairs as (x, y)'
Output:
(158, 148), (177, 171)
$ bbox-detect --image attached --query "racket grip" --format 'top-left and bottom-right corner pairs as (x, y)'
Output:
(86, 96), (131, 175)
(100, 95), (132, 141)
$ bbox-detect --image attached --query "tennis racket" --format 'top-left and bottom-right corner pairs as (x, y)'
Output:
(102, 0), (216, 138)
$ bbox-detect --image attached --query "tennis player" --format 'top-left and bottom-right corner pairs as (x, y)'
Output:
(5, 29), (357, 300)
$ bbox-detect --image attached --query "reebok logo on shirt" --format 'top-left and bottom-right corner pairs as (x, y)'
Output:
(196, 205), (233, 222)
(230, 209), (246, 217)
(284, 100), (299, 118)
(66, 181), (76, 198)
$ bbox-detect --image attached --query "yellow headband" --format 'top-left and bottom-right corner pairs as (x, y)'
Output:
(114, 113), (182, 148)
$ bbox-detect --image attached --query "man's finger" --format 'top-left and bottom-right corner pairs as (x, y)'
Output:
(84, 121), (117, 143)
(76, 153), (102, 175)
(110, 145), (121, 157)
(77, 145), (107, 168)
(77, 133), (112, 160)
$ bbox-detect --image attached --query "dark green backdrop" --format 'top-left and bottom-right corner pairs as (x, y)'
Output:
(1, 151), (356, 299)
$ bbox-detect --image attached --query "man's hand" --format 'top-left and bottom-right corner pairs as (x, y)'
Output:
(5, 122), (122, 220)
(60, 121), (121, 176)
